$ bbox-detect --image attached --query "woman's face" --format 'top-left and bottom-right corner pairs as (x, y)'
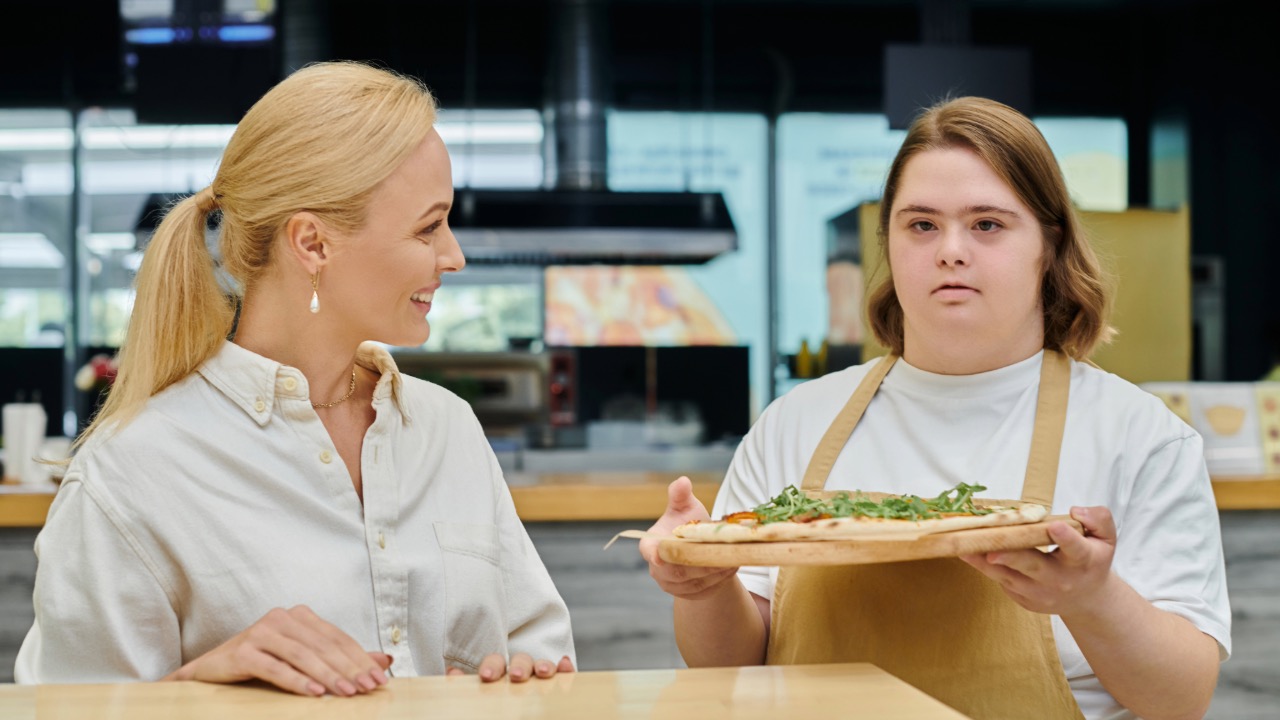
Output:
(887, 146), (1045, 363)
(323, 128), (465, 347)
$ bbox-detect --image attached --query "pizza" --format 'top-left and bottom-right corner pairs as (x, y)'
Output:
(672, 482), (1047, 542)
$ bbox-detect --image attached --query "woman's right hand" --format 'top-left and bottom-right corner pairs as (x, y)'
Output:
(163, 605), (391, 697)
(639, 477), (740, 601)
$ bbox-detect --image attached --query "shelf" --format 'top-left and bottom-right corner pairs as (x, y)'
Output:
(1210, 477), (1280, 510)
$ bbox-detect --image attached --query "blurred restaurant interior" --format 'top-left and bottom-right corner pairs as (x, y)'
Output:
(0, 0), (1277, 716)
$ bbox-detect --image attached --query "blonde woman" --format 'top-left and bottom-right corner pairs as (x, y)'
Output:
(641, 98), (1229, 719)
(16, 62), (574, 696)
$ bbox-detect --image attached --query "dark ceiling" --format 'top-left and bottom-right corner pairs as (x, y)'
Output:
(0, 0), (1203, 117)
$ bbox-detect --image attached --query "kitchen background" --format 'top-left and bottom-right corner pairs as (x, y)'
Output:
(0, 1), (1276, 717)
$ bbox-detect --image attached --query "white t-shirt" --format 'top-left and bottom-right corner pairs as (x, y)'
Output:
(715, 351), (1231, 720)
(16, 341), (574, 683)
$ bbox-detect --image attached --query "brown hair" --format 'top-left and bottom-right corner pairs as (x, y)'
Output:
(866, 96), (1113, 359)
(78, 61), (438, 448)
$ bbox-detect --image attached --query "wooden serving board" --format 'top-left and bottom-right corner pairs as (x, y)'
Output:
(658, 516), (1082, 567)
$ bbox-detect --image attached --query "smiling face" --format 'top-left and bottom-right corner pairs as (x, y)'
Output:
(887, 146), (1046, 371)
(320, 129), (465, 347)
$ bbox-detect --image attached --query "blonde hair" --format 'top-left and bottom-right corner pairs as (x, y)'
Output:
(867, 96), (1114, 359)
(79, 61), (438, 447)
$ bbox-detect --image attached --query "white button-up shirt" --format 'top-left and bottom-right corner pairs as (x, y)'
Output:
(15, 341), (575, 683)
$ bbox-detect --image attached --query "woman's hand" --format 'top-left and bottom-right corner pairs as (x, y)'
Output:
(961, 505), (1118, 616)
(163, 605), (391, 697)
(639, 477), (740, 601)
(445, 653), (574, 682)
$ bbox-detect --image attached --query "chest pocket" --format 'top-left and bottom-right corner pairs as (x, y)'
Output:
(433, 522), (507, 671)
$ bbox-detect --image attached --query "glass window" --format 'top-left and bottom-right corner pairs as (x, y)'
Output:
(437, 109), (544, 189)
(78, 108), (232, 347)
(1035, 117), (1128, 212)
(0, 110), (74, 348)
(776, 113), (905, 390)
(71, 108), (546, 350)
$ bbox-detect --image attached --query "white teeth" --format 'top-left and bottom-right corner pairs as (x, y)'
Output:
(411, 293), (434, 303)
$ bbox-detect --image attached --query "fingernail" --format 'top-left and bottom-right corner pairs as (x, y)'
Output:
(1074, 507), (1089, 519)
(357, 675), (377, 691)
(480, 668), (492, 680)
(373, 668), (388, 685)
(307, 681), (326, 696)
(337, 679), (357, 696)
(511, 668), (525, 680)
(536, 662), (550, 674)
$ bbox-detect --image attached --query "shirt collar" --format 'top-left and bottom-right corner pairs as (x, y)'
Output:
(197, 341), (412, 426)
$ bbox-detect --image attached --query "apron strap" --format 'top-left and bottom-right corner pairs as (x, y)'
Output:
(799, 350), (1072, 505)
(800, 355), (899, 491)
(1021, 349), (1072, 507)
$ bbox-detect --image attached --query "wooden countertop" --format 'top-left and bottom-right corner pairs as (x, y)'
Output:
(3, 474), (1277, 529)
(0, 663), (968, 719)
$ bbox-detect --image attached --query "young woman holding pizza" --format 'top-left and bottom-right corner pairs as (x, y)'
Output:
(640, 97), (1229, 719)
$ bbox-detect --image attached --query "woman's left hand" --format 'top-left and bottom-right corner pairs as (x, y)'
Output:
(445, 653), (575, 683)
(961, 505), (1118, 617)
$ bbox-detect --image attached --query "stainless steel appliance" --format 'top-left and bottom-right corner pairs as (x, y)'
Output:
(392, 351), (548, 439)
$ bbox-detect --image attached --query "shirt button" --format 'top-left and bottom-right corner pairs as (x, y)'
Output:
(378, 532), (386, 549)
(284, 377), (298, 392)
(319, 450), (333, 464)
(390, 626), (402, 644)
(253, 398), (266, 413)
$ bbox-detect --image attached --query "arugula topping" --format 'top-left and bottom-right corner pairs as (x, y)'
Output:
(746, 482), (993, 524)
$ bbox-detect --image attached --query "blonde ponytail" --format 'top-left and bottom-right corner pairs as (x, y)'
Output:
(78, 61), (437, 447)
(76, 192), (234, 448)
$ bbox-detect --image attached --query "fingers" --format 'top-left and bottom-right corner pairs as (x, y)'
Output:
(243, 647), (328, 697)
(530, 655), (575, 678)
(478, 653), (507, 682)
(452, 653), (570, 682)
(367, 652), (394, 672)
(1046, 519), (1094, 565)
(638, 537), (662, 566)
(279, 607), (386, 695)
(985, 548), (1049, 580)
(1069, 506), (1116, 543)
(189, 606), (391, 697)
(667, 476), (701, 515)
(647, 478), (711, 534)
(508, 653), (535, 683)
(533, 657), (556, 679)
(650, 564), (738, 600)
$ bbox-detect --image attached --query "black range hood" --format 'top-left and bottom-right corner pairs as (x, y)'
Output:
(449, 0), (737, 266)
(450, 188), (735, 265)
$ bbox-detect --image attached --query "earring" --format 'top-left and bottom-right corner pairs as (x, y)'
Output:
(309, 272), (320, 314)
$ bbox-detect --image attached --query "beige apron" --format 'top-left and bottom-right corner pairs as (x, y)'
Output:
(766, 351), (1084, 720)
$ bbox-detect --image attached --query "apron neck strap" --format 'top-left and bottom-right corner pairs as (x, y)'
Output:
(800, 355), (899, 491)
(1020, 348), (1072, 506)
(798, 350), (1073, 506)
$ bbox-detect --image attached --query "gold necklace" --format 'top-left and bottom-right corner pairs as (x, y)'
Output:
(312, 368), (357, 409)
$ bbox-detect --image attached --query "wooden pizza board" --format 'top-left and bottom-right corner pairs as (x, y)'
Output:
(657, 515), (1082, 567)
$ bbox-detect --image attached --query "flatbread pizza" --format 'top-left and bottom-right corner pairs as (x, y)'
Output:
(673, 482), (1047, 543)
